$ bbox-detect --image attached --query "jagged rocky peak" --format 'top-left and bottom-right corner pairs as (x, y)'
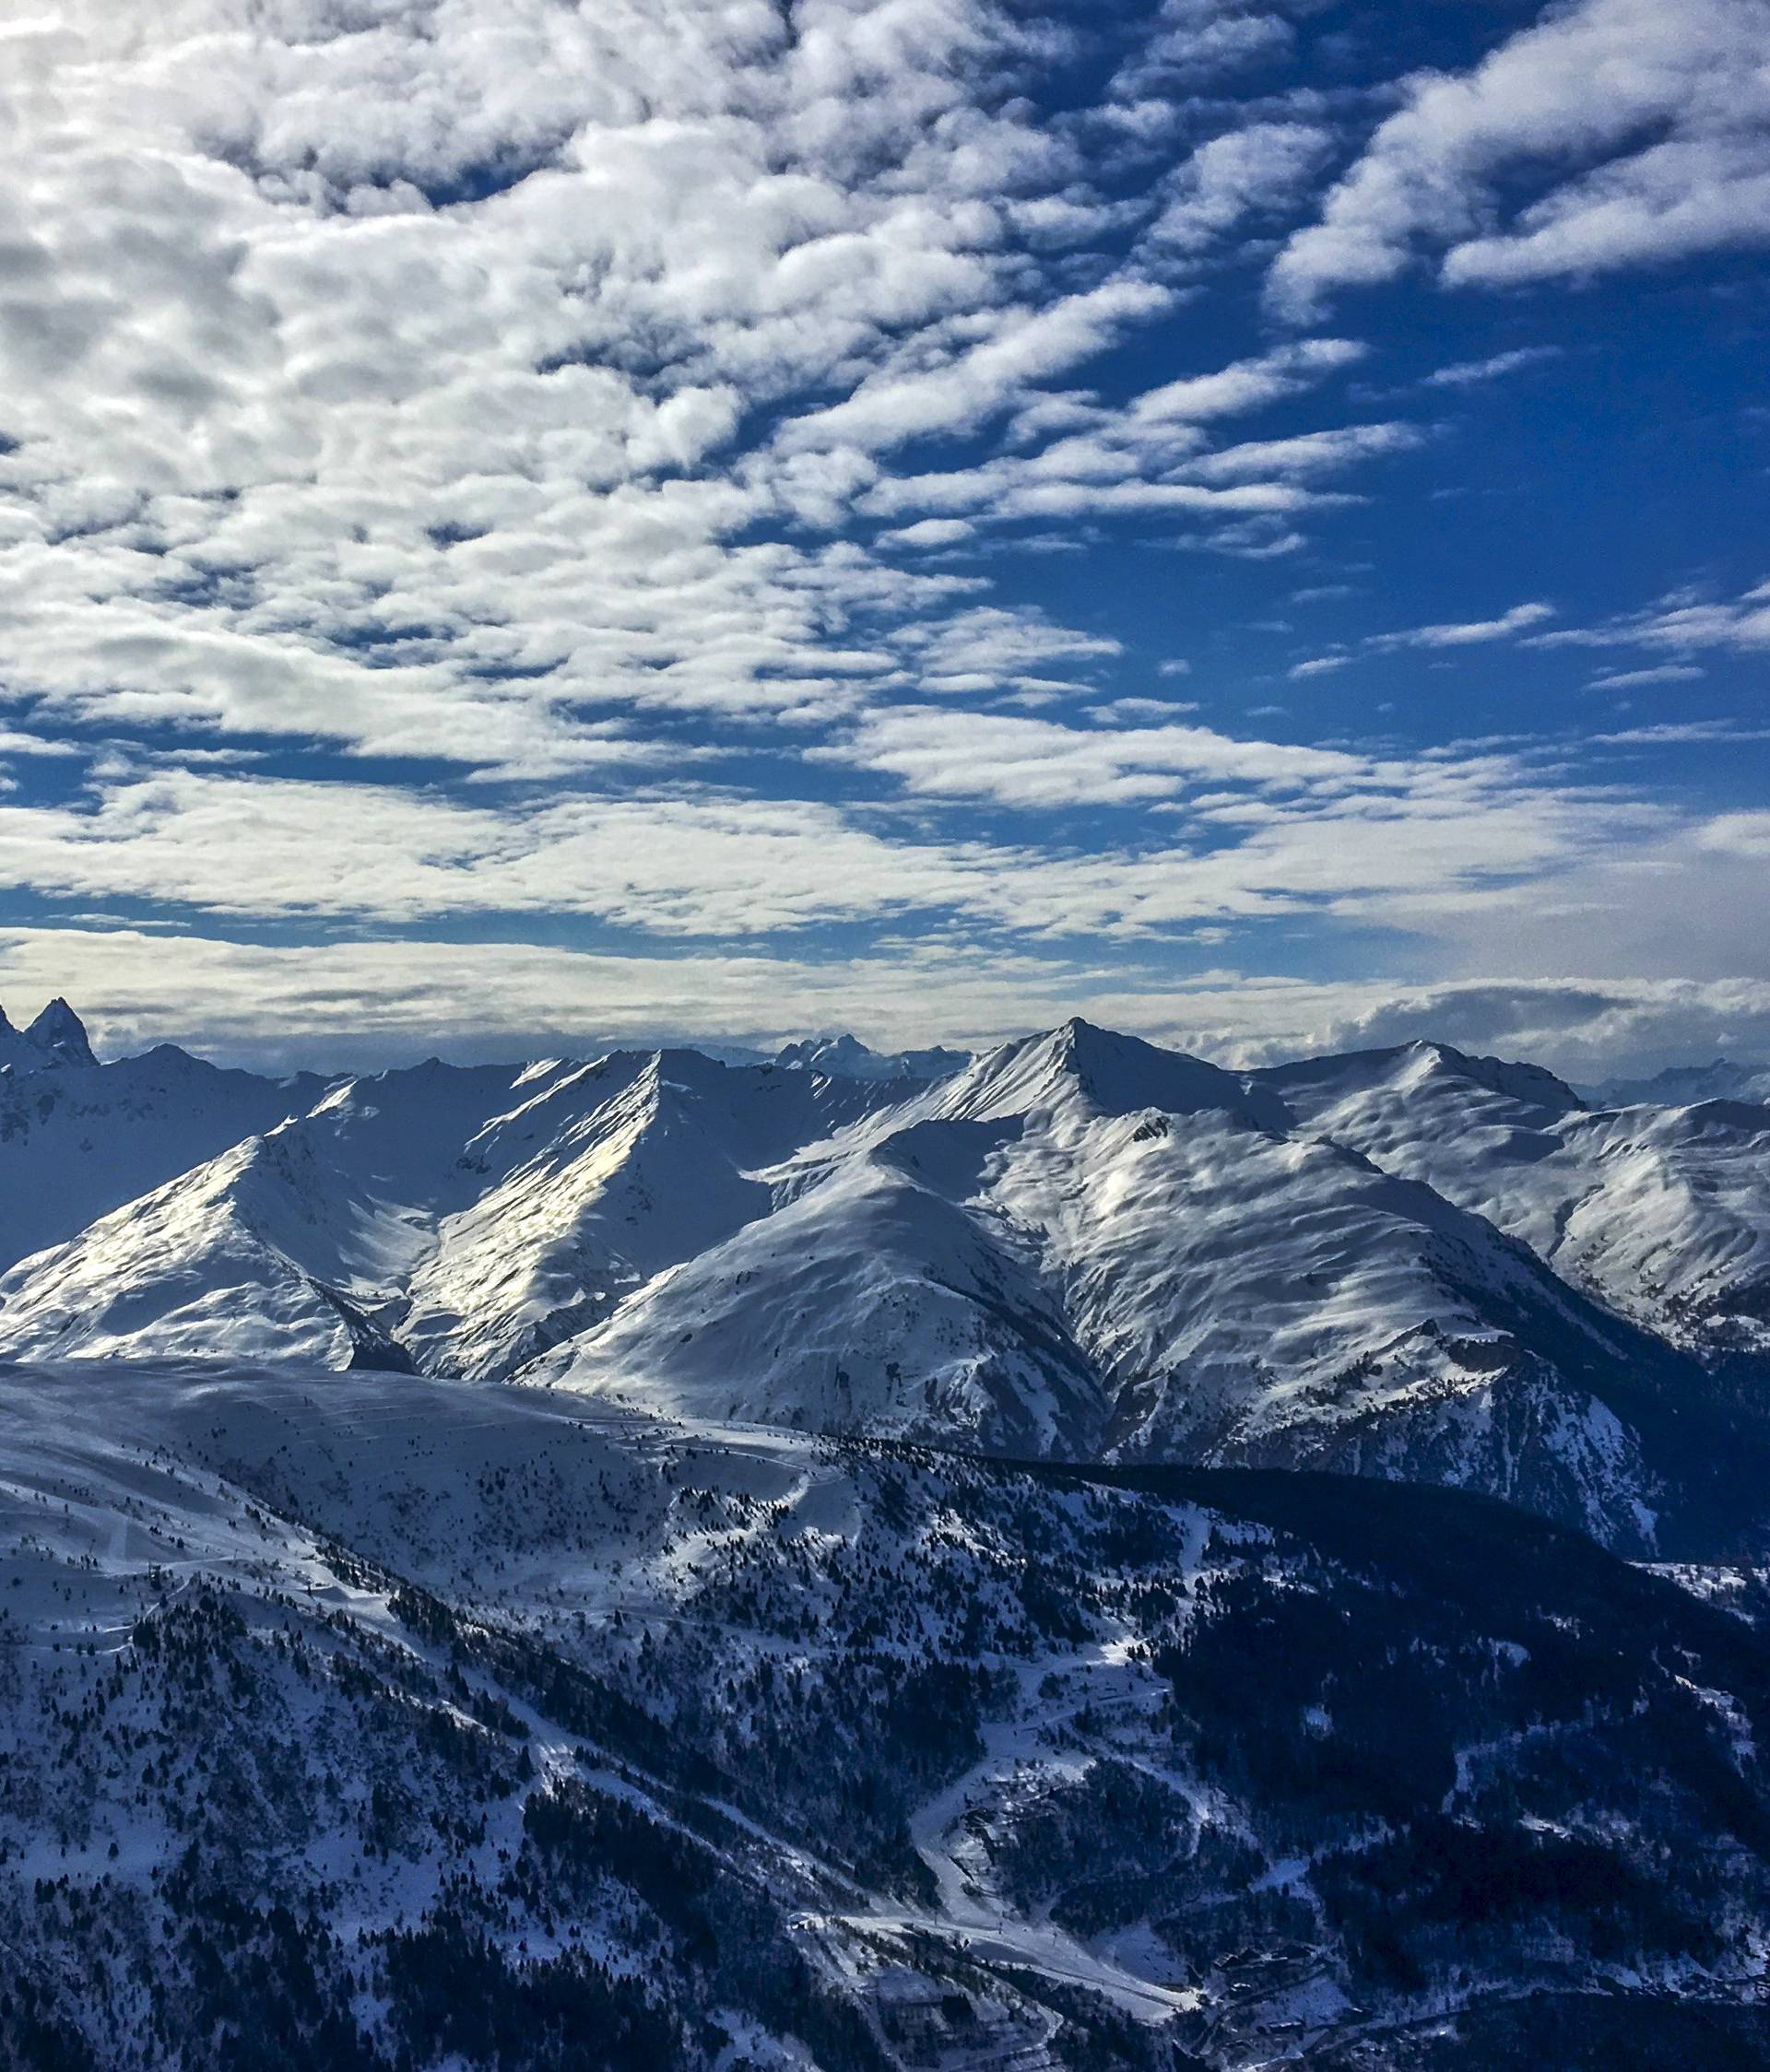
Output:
(26, 996), (97, 1066)
(0, 994), (98, 1071)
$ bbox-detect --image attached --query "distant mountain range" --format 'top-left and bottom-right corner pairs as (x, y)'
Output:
(3, 1001), (1768, 1556)
(1586, 1059), (1770, 1109)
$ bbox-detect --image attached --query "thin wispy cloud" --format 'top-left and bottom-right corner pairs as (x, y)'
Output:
(1422, 347), (1563, 390)
(1289, 603), (1556, 678)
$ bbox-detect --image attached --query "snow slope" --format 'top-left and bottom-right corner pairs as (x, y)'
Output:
(0, 1045), (903, 1383)
(402, 1049), (900, 1379)
(0, 1036), (329, 1270)
(545, 1023), (1736, 1548)
(5, 1358), (1770, 2069)
(1257, 1041), (1770, 1355)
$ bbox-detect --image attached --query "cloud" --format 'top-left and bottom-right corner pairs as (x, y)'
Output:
(857, 342), (1405, 530)
(1698, 811), (1770, 858)
(0, 0), (1758, 1079)
(776, 278), (1175, 453)
(1422, 346), (1563, 389)
(1533, 579), (1770, 666)
(1269, 0), (1770, 319)
(1423, 806), (1770, 998)
(1586, 665), (1708, 689)
(1190, 974), (1770, 1080)
(0, 924), (1128, 1072)
(0, 0), (1435, 780)
(0, 766), (1197, 940)
(810, 706), (1647, 938)
(819, 705), (1369, 806)
(7, 925), (1767, 1084)
(1594, 720), (1762, 744)
(0, 729), (1644, 954)
(1148, 121), (1336, 257)
(1290, 600), (1555, 677)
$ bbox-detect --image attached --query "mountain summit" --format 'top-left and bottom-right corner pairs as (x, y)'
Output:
(23, 995), (98, 1068)
(0, 995), (98, 1071)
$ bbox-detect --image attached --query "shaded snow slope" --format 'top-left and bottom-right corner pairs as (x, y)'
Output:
(0, 1042), (329, 1269)
(6, 1360), (1770, 2068)
(1257, 1040), (1770, 1356)
(0, 1126), (428, 1367)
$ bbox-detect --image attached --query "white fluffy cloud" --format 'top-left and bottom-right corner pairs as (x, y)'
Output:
(0, 0), (1418, 774)
(0, 0), (1761, 1072)
(1270, 0), (1770, 318)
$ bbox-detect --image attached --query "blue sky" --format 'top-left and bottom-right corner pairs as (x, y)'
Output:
(0, 0), (1765, 1073)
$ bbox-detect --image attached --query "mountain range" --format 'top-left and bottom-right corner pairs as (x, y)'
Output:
(2, 1002), (1767, 1555)
(6, 1000), (1770, 2067)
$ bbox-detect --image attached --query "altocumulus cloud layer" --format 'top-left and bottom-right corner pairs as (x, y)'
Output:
(0, 0), (1766, 1071)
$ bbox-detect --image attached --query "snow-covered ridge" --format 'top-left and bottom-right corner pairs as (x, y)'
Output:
(773, 1030), (970, 1081)
(2, 1004), (1768, 1552)
(1587, 1057), (1770, 1109)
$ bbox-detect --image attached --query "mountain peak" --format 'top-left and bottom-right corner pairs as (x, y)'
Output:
(1404, 1039), (1583, 1115)
(774, 1031), (968, 1082)
(960, 1018), (1292, 1131)
(24, 997), (97, 1068)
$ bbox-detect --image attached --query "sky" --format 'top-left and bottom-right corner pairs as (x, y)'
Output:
(0, 0), (1766, 1075)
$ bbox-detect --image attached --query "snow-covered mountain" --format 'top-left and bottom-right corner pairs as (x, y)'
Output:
(0, 999), (330, 1271)
(0, 1046), (903, 1379)
(1257, 1039), (1770, 1360)
(6, 1358), (1770, 2071)
(1589, 1058), (1770, 1109)
(542, 1022), (1768, 1551)
(4, 1004), (1770, 1552)
(6, 1000), (1770, 2066)
(773, 1030), (970, 1080)
(0, 993), (99, 1069)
